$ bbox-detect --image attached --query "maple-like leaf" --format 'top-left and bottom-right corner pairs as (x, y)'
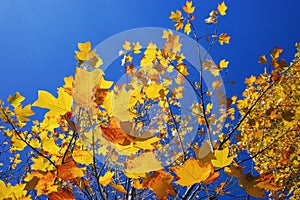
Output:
(258, 55), (268, 64)
(244, 75), (256, 86)
(183, 1), (195, 14)
(147, 170), (176, 199)
(57, 160), (86, 181)
(75, 41), (91, 61)
(211, 147), (234, 168)
(217, 1), (228, 16)
(124, 152), (163, 173)
(73, 68), (103, 108)
(218, 33), (231, 45)
(42, 137), (60, 155)
(218, 59), (229, 69)
(32, 88), (72, 116)
(31, 156), (56, 172)
(169, 10), (182, 22)
(99, 171), (114, 186)
(171, 158), (212, 186)
(165, 34), (182, 53)
(14, 104), (34, 122)
(7, 92), (25, 108)
(73, 149), (93, 165)
(123, 41), (131, 51)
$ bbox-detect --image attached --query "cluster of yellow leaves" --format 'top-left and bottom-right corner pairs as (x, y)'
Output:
(237, 46), (300, 198)
(169, 1), (195, 35)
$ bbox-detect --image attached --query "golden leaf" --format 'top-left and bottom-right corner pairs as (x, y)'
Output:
(171, 158), (212, 186)
(258, 55), (268, 64)
(217, 1), (228, 16)
(73, 149), (93, 165)
(183, 1), (195, 14)
(14, 104), (34, 122)
(99, 171), (114, 186)
(211, 147), (234, 168)
(124, 152), (163, 173)
(75, 41), (91, 61)
(218, 33), (231, 45)
(73, 68), (103, 108)
(32, 88), (72, 117)
(7, 92), (25, 108)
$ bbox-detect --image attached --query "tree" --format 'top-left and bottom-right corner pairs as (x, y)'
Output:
(0, 1), (299, 199)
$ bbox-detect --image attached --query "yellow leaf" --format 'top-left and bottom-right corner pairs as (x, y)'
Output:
(8, 92), (25, 108)
(217, 1), (228, 16)
(144, 83), (164, 99)
(184, 23), (191, 35)
(99, 171), (115, 186)
(14, 104), (34, 122)
(211, 147), (234, 168)
(218, 59), (229, 69)
(133, 42), (142, 54)
(32, 156), (56, 172)
(162, 29), (173, 39)
(73, 149), (93, 165)
(124, 171), (148, 179)
(63, 76), (74, 95)
(42, 137), (60, 155)
(124, 152), (163, 173)
(75, 41), (91, 61)
(258, 55), (268, 64)
(111, 88), (131, 121)
(206, 103), (213, 115)
(10, 134), (27, 151)
(172, 158), (213, 186)
(244, 75), (256, 86)
(218, 33), (231, 45)
(123, 41), (131, 51)
(169, 10), (182, 22)
(32, 88), (72, 116)
(183, 1), (195, 14)
(40, 116), (60, 132)
(73, 68), (103, 108)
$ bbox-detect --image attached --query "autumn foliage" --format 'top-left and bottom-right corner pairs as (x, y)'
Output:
(0, 1), (299, 200)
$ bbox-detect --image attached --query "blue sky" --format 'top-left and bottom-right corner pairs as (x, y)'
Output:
(0, 0), (299, 104)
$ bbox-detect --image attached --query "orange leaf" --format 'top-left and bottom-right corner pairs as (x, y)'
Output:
(147, 170), (176, 199)
(57, 160), (85, 181)
(49, 189), (75, 200)
(101, 116), (135, 146)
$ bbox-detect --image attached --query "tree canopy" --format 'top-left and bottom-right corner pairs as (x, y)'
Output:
(0, 1), (299, 199)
